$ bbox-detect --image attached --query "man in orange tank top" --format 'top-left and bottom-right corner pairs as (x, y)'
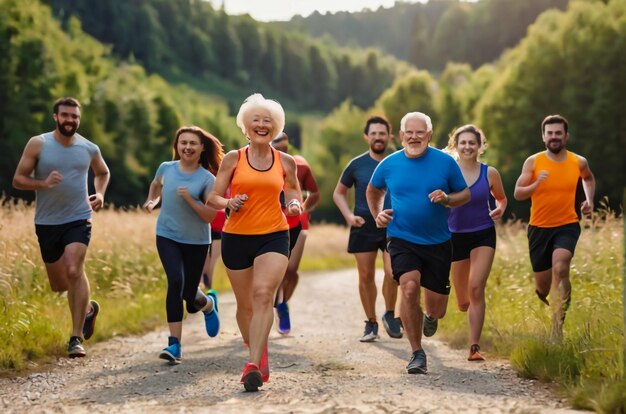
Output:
(514, 114), (595, 341)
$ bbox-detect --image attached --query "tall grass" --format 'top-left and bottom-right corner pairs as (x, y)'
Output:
(0, 201), (349, 372)
(1, 201), (624, 411)
(439, 206), (624, 412)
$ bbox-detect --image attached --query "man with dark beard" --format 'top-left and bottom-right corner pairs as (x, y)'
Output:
(13, 97), (110, 358)
(333, 116), (402, 342)
(514, 114), (595, 341)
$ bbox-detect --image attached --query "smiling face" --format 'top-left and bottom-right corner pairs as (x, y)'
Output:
(176, 132), (204, 164)
(53, 104), (81, 137)
(401, 117), (432, 158)
(542, 122), (568, 154)
(245, 108), (274, 144)
(456, 131), (481, 161)
(365, 122), (390, 155)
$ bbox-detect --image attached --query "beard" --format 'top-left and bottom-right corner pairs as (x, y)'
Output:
(370, 140), (387, 154)
(546, 139), (564, 154)
(57, 120), (78, 137)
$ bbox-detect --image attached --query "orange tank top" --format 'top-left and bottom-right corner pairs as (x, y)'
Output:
(223, 146), (289, 235)
(529, 151), (580, 227)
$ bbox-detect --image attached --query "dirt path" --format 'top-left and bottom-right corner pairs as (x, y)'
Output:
(1, 269), (579, 413)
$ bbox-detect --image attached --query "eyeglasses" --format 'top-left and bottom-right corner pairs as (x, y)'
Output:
(402, 131), (429, 138)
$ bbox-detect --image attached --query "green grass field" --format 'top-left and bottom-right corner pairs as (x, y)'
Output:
(0, 201), (623, 411)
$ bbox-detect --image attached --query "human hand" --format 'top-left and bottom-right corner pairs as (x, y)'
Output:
(349, 215), (365, 228)
(428, 189), (449, 206)
(375, 209), (393, 228)
(580, 199), (593, 215)
(286, 199), (302, 216)
(489, 206), (504, 220)
(143, 196), (160, 212)
(44, 170), (63, 189)
(227, 194), (248, 212)
(89, 193), (104, 212)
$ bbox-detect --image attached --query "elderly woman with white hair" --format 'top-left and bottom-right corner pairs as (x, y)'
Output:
(207, 93), (302, 392)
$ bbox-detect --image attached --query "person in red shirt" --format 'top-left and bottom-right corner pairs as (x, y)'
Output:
(271, 132), (320, 334)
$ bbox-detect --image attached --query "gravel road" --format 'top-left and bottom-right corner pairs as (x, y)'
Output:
(1, 269), (581, 413)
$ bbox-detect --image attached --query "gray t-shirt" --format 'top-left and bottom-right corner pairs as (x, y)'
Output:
(34, 132), (101, 225)
(155, 161), (215, 244)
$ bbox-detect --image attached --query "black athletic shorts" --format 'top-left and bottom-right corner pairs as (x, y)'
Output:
(387, 237), (452, 295)
(451, 226), (496, 262)
(528, 222), (581, 272)
(35, 219), (92, 263)
(289, 222), (303, 253)
(221, 230), (290, 270)
(347, 217), (387, 253)
(210, 230), (222, 241)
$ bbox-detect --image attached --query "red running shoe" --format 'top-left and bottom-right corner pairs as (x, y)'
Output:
(260, 344), (269, 382)
(240, 362), (263, 392)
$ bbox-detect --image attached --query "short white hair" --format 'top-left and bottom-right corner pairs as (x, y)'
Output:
(400, 112), (432, 132)
(236, 93), (285, 139)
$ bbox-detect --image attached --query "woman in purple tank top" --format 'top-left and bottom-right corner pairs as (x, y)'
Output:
(445, 125), (507, 362)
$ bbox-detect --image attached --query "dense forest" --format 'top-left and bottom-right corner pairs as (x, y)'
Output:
(1, 0), (624, 221)
(281, 0), (570, 70)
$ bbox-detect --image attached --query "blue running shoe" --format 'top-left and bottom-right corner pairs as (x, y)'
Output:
(275, 301), (291, 334)
(204, 289), (220, 337)
(159, 336), (182, 365)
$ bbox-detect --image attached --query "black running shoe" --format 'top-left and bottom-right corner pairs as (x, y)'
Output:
(382, 311), (402, 338)
(406, 348), (427, 374)
(68, 336), (86, 358)
(83, 300), (99, 340)
(423, 314), (438, 337)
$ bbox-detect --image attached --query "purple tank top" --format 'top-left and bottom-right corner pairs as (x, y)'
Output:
(448, 163), (494, 233)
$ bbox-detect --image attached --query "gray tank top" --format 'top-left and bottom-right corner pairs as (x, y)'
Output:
(34, 132), (101, 225)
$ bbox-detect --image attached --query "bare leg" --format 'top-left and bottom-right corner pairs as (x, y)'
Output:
(60, 242), (90, 338)
(281, 230), (307, 302)
(467, 247), (494, 345)
(399, 271), (423, 352)
(354, 251), (378, 320)
(201, 239), (222, 290)
(550, 248), (573, 341)
(381, 250), (397, 312)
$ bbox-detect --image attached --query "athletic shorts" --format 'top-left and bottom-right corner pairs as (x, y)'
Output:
(300, 212), (311, 230)
(289, 222), (302, 253)
(210, 229), (222, 241)
(221, 230), (290, 270)
(528, 222), (581, 272)
(35, 219), (92, 263)
(347, 217), (387, 253)
(387, 237), (452, 295)
(451, 226), (496, 262)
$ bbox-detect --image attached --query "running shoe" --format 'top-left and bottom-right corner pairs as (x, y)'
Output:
(159, 336), (182, 365)
(260, 344), (270, 382)
(382, 311), (403, 339)
(359, 321), (379, 342)
(468, 344), (485, 361)
(203, 289), (220, 337)
(68, 336), (86, 358)
(406, 348), (427, 374)
(423, 314), (438, 337)
(275, 301), (291, 334)
(240, 362), (263, 392)
(82, 300), (100, 340)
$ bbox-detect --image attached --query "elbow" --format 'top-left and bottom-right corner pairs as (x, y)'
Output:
(12, 177), (24, 190)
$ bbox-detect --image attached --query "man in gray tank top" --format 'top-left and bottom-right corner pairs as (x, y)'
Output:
(12, 97), (110, 358)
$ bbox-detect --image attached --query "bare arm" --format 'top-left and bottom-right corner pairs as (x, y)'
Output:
(12, 136), (63, 191)
(281, 153), (303, 216)
(333, 181), (364, 227)
(578, 155), (595, 214)
(302, 189), (320, 214)
(143, 178), (163, 212)
(207, 150), (247, 211)
(514, 155), (547, 200)
(178, 187), (216, 223)
(366, 183), (393, 228)
(89, 153), (110, 211)
(487, 166), (508, 220)
(429, 187), (471, 208)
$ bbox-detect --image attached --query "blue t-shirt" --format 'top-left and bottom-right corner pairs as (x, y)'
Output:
(370, 147), (467, 245)
(35, 132), (101, 225)
(339, 152), (391, 219)
(155, 161), (215, 244)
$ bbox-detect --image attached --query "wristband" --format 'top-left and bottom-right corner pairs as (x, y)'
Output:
(288, 199), (301, 208)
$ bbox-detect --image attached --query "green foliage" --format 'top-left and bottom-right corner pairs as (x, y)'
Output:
(476, 0), (626, 218)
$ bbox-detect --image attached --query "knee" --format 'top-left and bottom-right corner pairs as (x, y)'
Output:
(553, 262), (570, 279)
(469, 285), (484, 302)
(402, 281), (420, 301)
(65, 266), (84, 283)
(252, 288), (274, 307)
(457, 302), (469, 312)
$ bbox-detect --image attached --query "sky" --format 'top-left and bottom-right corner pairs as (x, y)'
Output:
(207, 0), (426, 22)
